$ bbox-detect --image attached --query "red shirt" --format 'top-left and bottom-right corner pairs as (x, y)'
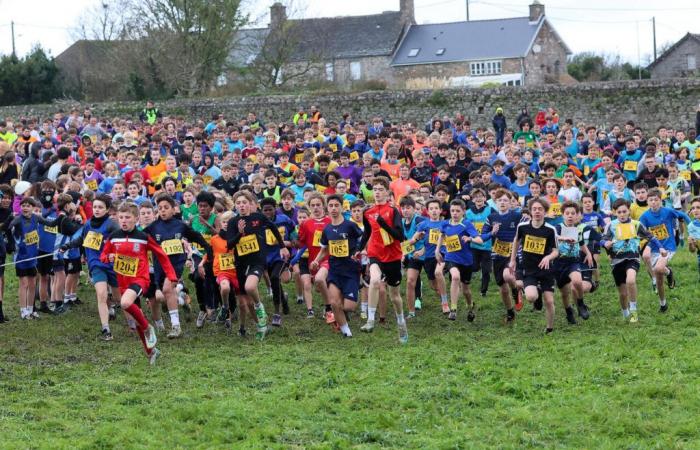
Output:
(363, 203), (402, 262)
(298, 217), (332, 263)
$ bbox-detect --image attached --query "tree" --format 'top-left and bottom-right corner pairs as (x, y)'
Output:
(0, 46), (60, 105)
(567, 52), (650, 82)
(71, 0), (128, 41)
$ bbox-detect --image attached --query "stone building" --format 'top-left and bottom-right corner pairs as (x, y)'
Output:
(648, 33), (700, 79)
(391, 1), (572, 88)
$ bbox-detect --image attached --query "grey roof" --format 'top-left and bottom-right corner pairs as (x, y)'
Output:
(287, 11), (406, 61)
(392, 16), (551, 66)
(647, 33), (700, 69)
(227, 28), (269, 66)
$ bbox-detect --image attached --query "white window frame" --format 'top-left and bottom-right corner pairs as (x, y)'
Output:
(350, 61), (362, 80)
(470, 60), (502, 76)
(325, 62), (334, 81)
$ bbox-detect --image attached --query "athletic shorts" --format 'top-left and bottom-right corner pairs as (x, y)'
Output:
(523, 270), (554, 292)
(493, 258), (509, 286)
(236, 264), (265, 293)
(16, 266), (37, 278)
(153, 263), (185, 290)
(216, 272), (242, 295)
(52, 258), (65, 272)
(299, 258), (328, 277)
(127, 283), (144, 298)
(90, 266), (118, 287)
(445, 261), (473, 284)
(581, 261), (596, 283)
(423, 257), (439, 281)
(369, 258), (402, 287)
(144, 278), (158, 299)
(327, 271), (360, 302)
(37, 250), (53, 276)
(612, 259), (640, 286)
(64, 258), (82, 275)
(651, 250), (675, 269)
(0, 250), (5, 277)
(554, 261), (581, 289)
(404, 257), (424, 272)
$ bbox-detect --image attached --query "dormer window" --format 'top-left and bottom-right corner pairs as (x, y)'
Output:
(436, 48), (445, 56)
(408, 48), (420, 57)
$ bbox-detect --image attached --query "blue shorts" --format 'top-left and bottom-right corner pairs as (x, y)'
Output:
(554, 261), (581, 289)
(90, 266), (118, 287)
(327, 271), (360, 302)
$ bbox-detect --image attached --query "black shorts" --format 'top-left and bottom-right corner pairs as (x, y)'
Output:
(581, 260), (596, 283)
(127, 283), (144, 298)
(16, 266), (37, 278)
(298, 258), (310, 276)
(37, 250), (53, 276)
(64, 258), (82, 275)
(423, 257), (439, 281)
(236, 264), (265, 292)
(612, 259), (640, 286)
(369, 258), (402, 287)
(523, 270), (554, 292)
(445, 261), (472, 284)
(554, 261), (581, 289)
(154, 263), (185, 290)
(52, 259), (65, 272)
(0, 250), (5, 277)
(471, 248), (492, 273)
(493, 258), (509, 286)
(404, 257), (424, 272)
(144, 276), (158, 299)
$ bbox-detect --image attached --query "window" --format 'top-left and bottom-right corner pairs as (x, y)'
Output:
(408, 48), (420, 57)
(350, 61), (362, 80)
(216, 73), (228, 87)
(688, 54), (697, 70)
(470, 60), (502, 76)
(273, 68), (283, 85)
(436, 48), (445, 56)
(325, 63), (334, 81)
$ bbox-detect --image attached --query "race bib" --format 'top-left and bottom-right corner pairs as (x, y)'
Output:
(492, 239), (512, 257)
(445, 234), (462, 252)
(236, 234), (260, 256)
(549, 203), (562, 216)
(616, 223), (635, 241)
(43, 225), (57, 234)
(623, 160), (638, 172)
(649, 224), (669, 241)
(349, 151), (359, 162)
(86, 179), (98, 191)
(295, 153), (304, 164)
(312, 230), (323, 247)
(401, 240), (415, 255)
(523, 235), (546, 255)
(473, 222), (484, 234)
(428, 228), (441, 245)
(329, 239), (349, 257)
(161, 238), (184, 255)
(681, 170), (692, 181)
(266, 229), (277, 246)
(83, 231), (103, 251)
(114, 254), (138, 276)
(695, 147), (700, 161)
(315, 184), (327, 193)
(192, 242), (204, 252)
(219, 253), (235, 270)
(380, 228), (393, 245)
(203, 176), (213, 185)
(24, 230), (39, 246)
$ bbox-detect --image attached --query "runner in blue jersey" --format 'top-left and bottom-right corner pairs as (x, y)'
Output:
(687, 197), (700, 280)
(36, 182), (60, 313)
(580, 193), (607, 290)
(465, 188), (492, 297)
(310, 194), (363, 338)
(435, 199), (483, 322)
(399, 196), (426, 318)
(640, 188), (692, 312)
(411, 199), (449, 314)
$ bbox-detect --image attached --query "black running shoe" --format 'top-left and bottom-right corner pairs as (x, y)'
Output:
(565, 307), (577, 325)
(533, 294), (543, 312)
(589, 281), (599, 293)
(73, 297), (82, 305)
(666, 268), (676, 289)
(577, 301), (590, 320)
(467, 309), (476, 322)
(659, 303), (669, 313)
(282, 292), (290, 315)
(38, 302), (51, 313)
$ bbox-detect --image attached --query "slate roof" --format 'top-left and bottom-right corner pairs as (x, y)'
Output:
(227, 28), (270, 66)
(647, 33), (700, 69)
(391, 16), (565, 66)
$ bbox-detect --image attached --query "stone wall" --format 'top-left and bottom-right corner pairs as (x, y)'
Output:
(523, 21), (568, 85)
(2, 79), (699, 132)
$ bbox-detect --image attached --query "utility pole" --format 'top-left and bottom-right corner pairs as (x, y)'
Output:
(466, 0), (470, 21)
(652, 17), (657, 62)
(11, 21), (16, 58)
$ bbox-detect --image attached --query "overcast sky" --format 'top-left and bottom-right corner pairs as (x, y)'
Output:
(0, 0), (697, 65)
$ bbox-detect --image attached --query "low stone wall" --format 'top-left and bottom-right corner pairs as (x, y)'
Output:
(2, 78), (699, 132)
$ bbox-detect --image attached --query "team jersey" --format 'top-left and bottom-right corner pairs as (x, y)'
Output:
(298, 216), (332, 265)
(482, 210), (522, 260)
(224, 212), (284, 266)
(319, 219), (363, 274)
(361, 203), (403, 262)
(601, 219), (658, 265)
(11, 215), (40, 270)
(145, 217), (212, 274)
(689, 219), (700, 241)
(415, 219), (445, 260)
(466, 205), (492, 251)
(67, 215), (118, 272)
(38, 207), (59, 253)
(265, 213), (296, 265)
(209, 234), (236, 277)
(401, 214), (426, 260)
(190, 213), (217, 255)
(440, 220), (479, 266)
(617, 149), (643, 181)
(629, 201), (649, 220)
(554, 223), (586, 262)
(582, 211), (606, 233)
(100, 228), (177, 293)
(639, 207), (691, 252)
(514, 221), (558, 276)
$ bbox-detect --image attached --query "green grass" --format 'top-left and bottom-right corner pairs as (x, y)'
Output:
(2, 251), (700, 449)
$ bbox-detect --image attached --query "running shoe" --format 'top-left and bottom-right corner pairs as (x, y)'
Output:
(325, 310), (336, 325)
(217, 307), (228, 323)
(271, 313), (282, 327)
(448, 310), (456, 321)
(360, 310), (368, 320)
(565, 307), (577, 325)
(297, 296), (304, 304)
(589, 281), (599, 293)
(666, 268), (676, 289)
(196, 311), (206, 328)
(659, 303), (668, 313)
(155, 321), (166, 332)
(224, 318), (232, 330)
(407, 311), (416, 319)
(441, 302), (450, 314)
(73, 297), (83, 305)
(148, 348), (161, 366)
(255, 304), (268, 328)
(505, 311), (516, 324)
(108, 306), (116, 321)
(514, 290), (523, 312)
(398, 322), (408, 345)
(255, 323), (267, 341)
(629, 310), (639, 323)
(652, 280), (657, 294)
(577, 301), (590, 320)
(306, 309), (315, 319)
(414, 299), (422, 311)
(38, 303), (51, 313)
(145, 324), (157, 349)
(31, 311), (40, 319)
(467, 309), (476, 322)
(167, 325), (182, 339)
(360, 320), (375, 332)
(101, 329), (113, 341)
(239, 327), (246, 337)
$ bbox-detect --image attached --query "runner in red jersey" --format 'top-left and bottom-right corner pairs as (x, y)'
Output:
(297, 192), (334, 324)
(100, 203), (177, 365)
(357, 176), (409, 343)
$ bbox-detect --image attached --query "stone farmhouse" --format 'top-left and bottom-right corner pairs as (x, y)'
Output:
(648, 33), (700, 79)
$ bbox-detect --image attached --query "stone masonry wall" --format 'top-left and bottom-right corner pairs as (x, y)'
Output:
(1, 79), (699, 132)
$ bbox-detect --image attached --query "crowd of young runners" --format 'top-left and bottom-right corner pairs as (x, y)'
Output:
(1, 104), (700, 364)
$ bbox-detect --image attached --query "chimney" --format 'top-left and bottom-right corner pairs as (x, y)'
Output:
(270, 2), (287, 27)
(529, 1), (544, 22)
(400, 0), (416, 25)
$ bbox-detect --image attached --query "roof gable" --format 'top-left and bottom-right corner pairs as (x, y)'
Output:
(392, 16), (546, 66)
(648, 33), (700, 69)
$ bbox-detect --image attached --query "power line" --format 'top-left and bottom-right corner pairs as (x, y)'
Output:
(472, 1), (700, 12)
(476, 1), (649, 24)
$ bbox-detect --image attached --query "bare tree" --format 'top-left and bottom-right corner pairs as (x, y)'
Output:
(70, 0), (128, 41)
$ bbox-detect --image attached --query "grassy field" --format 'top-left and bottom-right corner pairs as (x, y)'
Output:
(2, 251), (700, 449)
